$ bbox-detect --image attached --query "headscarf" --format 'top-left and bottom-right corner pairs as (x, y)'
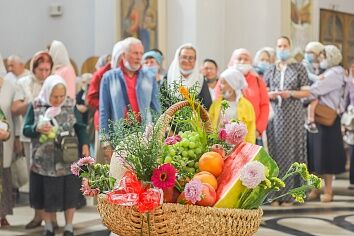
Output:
(228, 48), (252, 67)
(30, 51), (53, 73)
(111, 40), (127, 69)
(253, 48), (271, 66)
(324, 45), (342, 68)
(37, 74), (67, 107)
(95, 54), (109, 70)
(305, 42), (324, 55)
(49, 40), (71, 70)
(167, 43), (203, 93)
(0, 53), (7, 77)
(220, 68), (248, 95)
(143, 50), (163, 65)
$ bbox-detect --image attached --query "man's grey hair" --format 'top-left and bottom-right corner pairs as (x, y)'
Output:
(123, 37), (143, 53)
(7, 55), (25, 64)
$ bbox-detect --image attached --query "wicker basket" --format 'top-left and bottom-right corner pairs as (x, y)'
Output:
(98, 101), (263, 235)
(97, 194), (263, 236)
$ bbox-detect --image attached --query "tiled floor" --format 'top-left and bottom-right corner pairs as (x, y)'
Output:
(1, 177), (354, 236)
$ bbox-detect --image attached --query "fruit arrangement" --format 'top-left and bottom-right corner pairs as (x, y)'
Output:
(162, 131), (206, 177)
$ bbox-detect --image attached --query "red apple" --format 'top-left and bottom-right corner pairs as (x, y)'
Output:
(197, 183), (217, 207)
(211, 144), (226, 158)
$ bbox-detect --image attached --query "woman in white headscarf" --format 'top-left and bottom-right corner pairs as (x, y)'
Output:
(49, 40), (77, 100)
(23, 75), (89, 236)
(209, 68), (256, 143)
(307, 45), (346, 203)
(163, 43), (212, 110)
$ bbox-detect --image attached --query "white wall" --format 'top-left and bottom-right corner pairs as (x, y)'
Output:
(0, 0), (116, 71)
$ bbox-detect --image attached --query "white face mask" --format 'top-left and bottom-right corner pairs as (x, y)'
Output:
(222, 90), (233, 99)
(235, 64), (252, 75)
(180, 68), (194, 76)
(319, 59), (329, 69)
(124, 60), (140, 72)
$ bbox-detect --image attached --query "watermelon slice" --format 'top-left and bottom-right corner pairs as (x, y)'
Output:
(214, 142), (278, 208)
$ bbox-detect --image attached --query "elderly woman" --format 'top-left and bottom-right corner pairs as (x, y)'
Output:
(23, 75), (90, 236)
(162, 43), (212, 110)
(209, 68), (256, 143)
(142, 50), (164, 86)
(264, 36), (310, 205)
(49, 40), (77, 100)
(228, 48), (269, 144)
(253, 48), (271, 76)
(307, 45), (346, 203)
(0, 73), (20, 227)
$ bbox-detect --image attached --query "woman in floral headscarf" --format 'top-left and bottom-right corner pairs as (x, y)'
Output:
(307, 45), (346, 203)
(209, 68), (256, 143)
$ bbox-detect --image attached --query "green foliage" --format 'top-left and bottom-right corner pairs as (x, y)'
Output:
(106, 112), (165, 182)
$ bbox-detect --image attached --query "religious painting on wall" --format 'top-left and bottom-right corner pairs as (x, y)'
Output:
(290, 0), (313, 60)
(121, 0), (158, 51)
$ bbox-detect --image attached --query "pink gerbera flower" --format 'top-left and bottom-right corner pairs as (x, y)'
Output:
(184, 179), (203, 204)
(225, 122), (248, 145)
(240, 161), (266, 189)
(151, 163), (177, 189)
(77, 156), (95, 166)
(71, 163), (81, 176)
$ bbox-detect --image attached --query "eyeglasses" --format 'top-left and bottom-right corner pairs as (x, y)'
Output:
(179, 55), (196, 62)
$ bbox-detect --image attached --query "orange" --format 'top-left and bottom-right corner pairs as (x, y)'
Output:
(193, 171), (218, 190)
(198, 152), (224, 177)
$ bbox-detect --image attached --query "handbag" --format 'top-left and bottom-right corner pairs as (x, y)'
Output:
(341, 105), (354, 130)
(59, 135), (79, 164)
(314, 103), (337, 126)
(11, 155), (29, 188)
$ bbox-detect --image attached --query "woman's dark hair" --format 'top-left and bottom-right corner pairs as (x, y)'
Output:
(32, 52), (53, 72)
(203, 58), (218, 69)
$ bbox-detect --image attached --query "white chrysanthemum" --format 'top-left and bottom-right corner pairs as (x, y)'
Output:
(240, 161), (266, 189)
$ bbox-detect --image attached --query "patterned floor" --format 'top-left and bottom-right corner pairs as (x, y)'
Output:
(1, 178), (354, 236)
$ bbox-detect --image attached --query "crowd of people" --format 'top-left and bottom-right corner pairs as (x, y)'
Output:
(0, 35), (353, 235)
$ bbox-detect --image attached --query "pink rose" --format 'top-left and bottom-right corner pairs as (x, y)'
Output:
(218, 128), (227, 141)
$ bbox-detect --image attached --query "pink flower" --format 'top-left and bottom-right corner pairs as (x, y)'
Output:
(77, 156), (95, 166)
(71, 163), (81, 176)
(184, 179), (203, 204)
(151, 163), (177, 190)
(218, 128), (227, 141)
(81, 178), (100, 197)
(164, 135), (182, 145)
(240, 161), (266, 189)
(225, 122), (248, 145)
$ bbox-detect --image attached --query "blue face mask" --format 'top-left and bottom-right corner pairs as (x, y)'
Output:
(256, 62), (270, 73)
(276, 50), (291, 61)
(304, 53), (315, 63)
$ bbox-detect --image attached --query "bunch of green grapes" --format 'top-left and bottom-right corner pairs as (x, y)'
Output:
(163, 131), (206, 177)
(39, 126), (58, 144)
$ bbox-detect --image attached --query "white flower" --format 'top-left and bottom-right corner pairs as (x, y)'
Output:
(240, 161), (266, 189)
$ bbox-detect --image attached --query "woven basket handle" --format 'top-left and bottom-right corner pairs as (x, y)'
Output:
(156, 101), (213, 141)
